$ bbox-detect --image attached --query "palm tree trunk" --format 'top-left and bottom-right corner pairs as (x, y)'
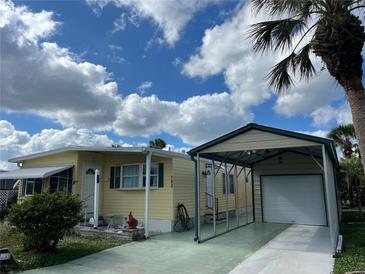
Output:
(345, 77), (365, 174)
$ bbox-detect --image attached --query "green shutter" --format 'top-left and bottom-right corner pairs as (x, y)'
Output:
(158, 163), (164, 188)
(110, 166), (115, 189)
(115, 166), (121, 188)
(34, 179), (43, 194)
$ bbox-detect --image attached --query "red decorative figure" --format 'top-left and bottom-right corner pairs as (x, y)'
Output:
(125, 211), (138, 229)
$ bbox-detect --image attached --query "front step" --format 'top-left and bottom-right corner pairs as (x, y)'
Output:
(204, 212), (226, 224)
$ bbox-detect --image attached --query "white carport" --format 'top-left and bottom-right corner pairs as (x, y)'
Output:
(188, 123), (340, 252)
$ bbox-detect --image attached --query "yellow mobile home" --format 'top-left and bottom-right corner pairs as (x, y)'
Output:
(1, 146), (252, 235)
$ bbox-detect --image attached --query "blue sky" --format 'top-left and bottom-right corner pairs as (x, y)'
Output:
(0, 0), (354, 169)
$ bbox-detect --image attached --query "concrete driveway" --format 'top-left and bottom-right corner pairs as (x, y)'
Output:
(23, 223), (287, 274)
(229, 225), (334, 274)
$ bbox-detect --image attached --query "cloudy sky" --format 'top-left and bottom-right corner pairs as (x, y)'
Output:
(0, 0), (355, 169)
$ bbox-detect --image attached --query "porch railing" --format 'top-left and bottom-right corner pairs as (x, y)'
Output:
(205, 192), (218, 217)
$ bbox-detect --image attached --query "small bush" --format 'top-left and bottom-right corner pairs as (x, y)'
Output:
(7, 193), (82, 251)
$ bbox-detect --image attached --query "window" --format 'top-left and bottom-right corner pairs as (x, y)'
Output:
(109, 166), (121, 189)
(143, 163), (158, 187)
(110, 163), (163, 189)
(223, 174), (234, 194)
(49, 168), (73, 194)
(23, 178), (43, 196)
(122, 165), (140, 188)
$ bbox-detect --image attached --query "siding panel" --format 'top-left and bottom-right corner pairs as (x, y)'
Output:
(200, 129), (318, 153)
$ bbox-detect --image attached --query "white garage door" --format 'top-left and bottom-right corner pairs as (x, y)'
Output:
(262, 175), (327, 226)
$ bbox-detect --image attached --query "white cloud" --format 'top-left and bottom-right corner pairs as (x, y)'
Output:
(112, 13), (126, 33)
(310, 103), (353, 128)
(112, 92), (251, 145)
(2, 0), (354, 152)
(137, 81), (153, 94)
(182, 2), (275, 117)
(273, 64), (343, 117)
(183, 2), (348, 127)
(86, 0), (216, 46)
(298, 130), (329, 138)
(1, 1), (250, 146)
(0, 120), (115, 170)
(310, 106), (337, 127)
(1, 1), (121, 130)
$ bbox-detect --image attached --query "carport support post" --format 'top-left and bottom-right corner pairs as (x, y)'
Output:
(234, 165), (239, 227)
(244, 168), (248, 224)
(321, 144), (335, 250)
(224, 162), (229, 231)
(195, 153), (201, 242)
(212, 160), (216, 235)
(93, 169), (100, 229)
(144, 151), (152, 238)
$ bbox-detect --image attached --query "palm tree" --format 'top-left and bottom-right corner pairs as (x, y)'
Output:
(327, 124), (357, 159)
(248, 0), (365, 173)
(149, 138), (167, 149)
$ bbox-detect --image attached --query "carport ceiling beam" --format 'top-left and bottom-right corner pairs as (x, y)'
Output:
(308, 151), (324, 171)
(204, 155), (249, 175)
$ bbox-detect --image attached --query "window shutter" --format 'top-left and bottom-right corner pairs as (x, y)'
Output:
(115, 166), (121, 188)
(34, 179), (43, 194)
(110, 166), (115, 189)
(158, 163), (164, 188)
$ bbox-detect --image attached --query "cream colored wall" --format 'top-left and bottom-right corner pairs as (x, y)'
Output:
(200, 129), (318, 153)
(101, 153), (174, 221)
(172, 158), (252, 219)
(252, 151), (322, 222)
(20, 151), (78, 195)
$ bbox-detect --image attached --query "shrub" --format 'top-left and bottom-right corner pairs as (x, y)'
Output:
(7, 193), (82, 251)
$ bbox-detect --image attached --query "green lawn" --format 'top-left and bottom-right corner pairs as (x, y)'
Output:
(0, 223), (127, 273)
(333, 210), (365, 274)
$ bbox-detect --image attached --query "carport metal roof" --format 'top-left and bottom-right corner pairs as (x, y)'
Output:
(188, 123), (338, 167)
(0, 166), (73, 180)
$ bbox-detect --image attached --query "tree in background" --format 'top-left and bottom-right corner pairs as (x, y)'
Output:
(149, 138), (167, 149)
(328, 124), (359, 159)
(327, 124), (364, 209)
(339, 157), (364, 210)
(248, 0), (365, 175)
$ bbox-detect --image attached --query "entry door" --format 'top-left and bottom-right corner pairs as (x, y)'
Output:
(81, 163), (100, 215)
(261, 175), (327, 226)
(206, 164), (213, 208)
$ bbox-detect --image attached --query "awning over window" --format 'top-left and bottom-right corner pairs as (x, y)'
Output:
(0, 166), (73, 180)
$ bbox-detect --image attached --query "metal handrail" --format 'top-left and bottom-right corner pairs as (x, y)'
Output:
(205, 192), (218, 217)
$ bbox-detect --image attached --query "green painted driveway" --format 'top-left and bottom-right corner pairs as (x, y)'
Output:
(24, 223), (288, 274)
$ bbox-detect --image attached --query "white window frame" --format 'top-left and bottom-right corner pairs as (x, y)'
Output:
(120, 163), (159, 189)
(23, 178), (42, 196)
(223, 173), (235, 195)
(49, 168), (73, 194)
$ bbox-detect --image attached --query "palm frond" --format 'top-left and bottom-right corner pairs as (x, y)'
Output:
(252, 0), (320, 17)
(267, 53), (296, 91)
(249, 19), (306, 52)
(294, 44), (316, 79)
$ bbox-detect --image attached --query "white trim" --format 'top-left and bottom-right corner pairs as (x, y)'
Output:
(9, 146), (190, 163)
(144, 219), (174, 232)
(120, 162), (159, 189)
(23, 178), (42, 196)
